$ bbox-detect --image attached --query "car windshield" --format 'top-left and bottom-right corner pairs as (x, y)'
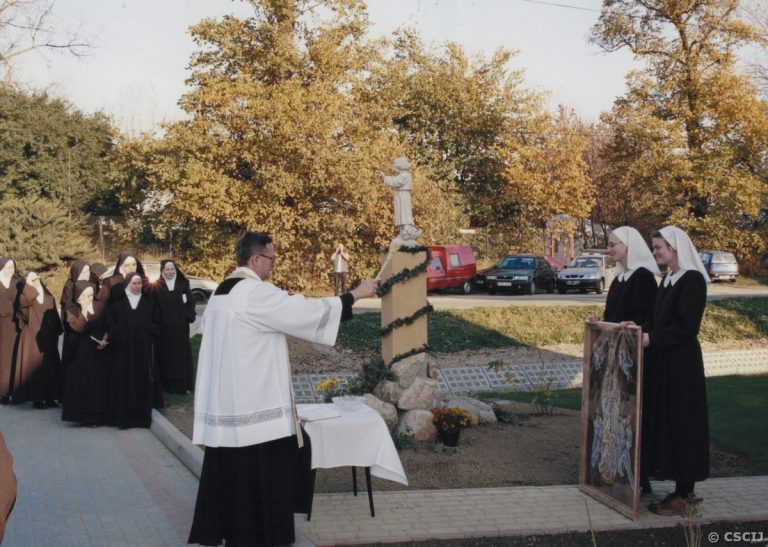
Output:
(499, 257), (535, 270)
(699, 252), (712, 263)
(572, 258), (599, 268)
(712, 253), (737, 264)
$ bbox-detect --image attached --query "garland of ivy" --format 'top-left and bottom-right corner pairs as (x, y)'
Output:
(379, 303), (434, 337)
(389, 344), (431, 365)
(376, 245), (431, 298)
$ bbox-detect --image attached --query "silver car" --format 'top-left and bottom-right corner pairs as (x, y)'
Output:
(556, 255), (616, 295)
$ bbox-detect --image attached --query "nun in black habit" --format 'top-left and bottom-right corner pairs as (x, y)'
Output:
(643, 226), (711, 516)
(153, 259), (196, 393)
(61, 281), (111, 426)
(14, 272), (63, 407)
(101, 252), (148, 304)
(60, 260), (90, 323)
(592, 226), (660, 495)
(106, 272), (161, 429)
(59, 260), (92, 399)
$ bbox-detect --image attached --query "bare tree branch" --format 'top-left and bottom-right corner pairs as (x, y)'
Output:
(0, 0), (91, 78)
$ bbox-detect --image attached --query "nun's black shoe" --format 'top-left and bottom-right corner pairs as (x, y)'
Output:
(44, 399), (60, 407)
(0, 396), (9, 405)
(33, 402), (47, 409)
(641, 477), (653, 495)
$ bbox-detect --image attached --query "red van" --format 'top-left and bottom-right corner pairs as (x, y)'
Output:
(427, 245), (477, 294)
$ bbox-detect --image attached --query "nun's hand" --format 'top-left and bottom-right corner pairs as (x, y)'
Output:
(618, 321), (638, 330)
(642, 333), (650, 348)
(26, 272), (42, 290)
(587, 314), (600, 323)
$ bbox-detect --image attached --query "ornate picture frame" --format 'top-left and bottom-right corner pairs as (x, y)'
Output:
(579, 321), (644, 520)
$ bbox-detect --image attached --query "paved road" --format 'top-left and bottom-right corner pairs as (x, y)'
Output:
(353, 282), (768, 312)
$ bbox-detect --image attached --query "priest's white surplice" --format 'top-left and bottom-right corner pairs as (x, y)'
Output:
(193, 267), (342, 448)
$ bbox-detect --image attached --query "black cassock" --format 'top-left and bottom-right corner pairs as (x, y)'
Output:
(603, 267), (658, 328)
(643, 270), (709, 483)
(107, 293), (161, 429)
(61, 307), (110, 425)
(154, 277), (196, 393)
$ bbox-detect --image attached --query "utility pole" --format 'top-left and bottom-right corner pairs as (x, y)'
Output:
(98, 216), (105, 262)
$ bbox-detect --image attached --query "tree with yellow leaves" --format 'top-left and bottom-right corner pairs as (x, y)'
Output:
(592, 0), (768, 271)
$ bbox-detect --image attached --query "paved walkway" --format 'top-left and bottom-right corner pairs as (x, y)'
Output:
(2, 404), (198, 546)
(3, 403), (768, 546)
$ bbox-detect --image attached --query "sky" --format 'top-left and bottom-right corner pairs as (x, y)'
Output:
(14, 0), (641, 134)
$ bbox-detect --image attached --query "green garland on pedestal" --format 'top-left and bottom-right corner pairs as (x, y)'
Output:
(376, 245), (431, 297)
(379, 304), (434, 337)
(389, 344), (431, 364)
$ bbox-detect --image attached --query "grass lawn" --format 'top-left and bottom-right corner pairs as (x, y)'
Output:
(340, 297), (768, 352)
(733, 275), (768, 287)
(476, 374), (768, 475)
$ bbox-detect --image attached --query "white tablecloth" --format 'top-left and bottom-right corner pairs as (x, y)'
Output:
(297, 403), (408, 485)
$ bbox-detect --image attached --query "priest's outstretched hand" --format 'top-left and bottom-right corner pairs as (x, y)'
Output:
(349, 278), (379, 301)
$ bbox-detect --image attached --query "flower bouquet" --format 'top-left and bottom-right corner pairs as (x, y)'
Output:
(315, 377), (350, 403)
(431, 406), (476, 447)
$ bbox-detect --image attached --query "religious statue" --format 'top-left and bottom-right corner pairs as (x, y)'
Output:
(381, 157), (421, 246)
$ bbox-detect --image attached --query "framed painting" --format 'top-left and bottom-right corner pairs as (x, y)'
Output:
(579, 321), (644, 521)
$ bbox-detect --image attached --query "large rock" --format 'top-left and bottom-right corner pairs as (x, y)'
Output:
(391, 352), (428, 389)
(396, 409), (437, 442)
(398, 377), (438, 410)
(363, 394), (398, 431)
(439, 395), (498, 424)
(374, 381), (404, 405)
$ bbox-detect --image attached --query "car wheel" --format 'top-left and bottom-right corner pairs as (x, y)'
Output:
(595, 279), (604, 295)
(557, 288), (566, 294)
(528, 281), (536, 295)
(488, 288), (496, 296)
(730, 277), (737, 283)
(546, 281), (555, 294)
(462, 281), (473, 295)
(192, 289), (208, 304)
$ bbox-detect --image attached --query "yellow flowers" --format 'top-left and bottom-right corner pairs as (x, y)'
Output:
(431, 407), (476, 433)
(315, 377), (349, 403)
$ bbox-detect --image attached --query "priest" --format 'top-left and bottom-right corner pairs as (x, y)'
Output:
(188, 232), (378, 546)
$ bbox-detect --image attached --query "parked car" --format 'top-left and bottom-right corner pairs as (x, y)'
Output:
(556, 254), (615, 294)
(103, 261), (219, 303)
(544, 256), (564, 273)
(484, 255), (556, 295)
(698, 251), (739, 282)
(427, 245), (477, 295)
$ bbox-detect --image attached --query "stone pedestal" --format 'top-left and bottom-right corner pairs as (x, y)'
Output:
(380, 249), (428, 366)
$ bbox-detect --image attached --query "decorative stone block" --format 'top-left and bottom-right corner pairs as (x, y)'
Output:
(438, 367), (491, 394)
(292, 375), (316, 403)
(556, 361), (584, 388)
(363, 394), (398, 431)
(392, 352), (428, 388)
(398, 377), (438, 410)
(482, 365), (530, 392)
(396, 409), (437, 442)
